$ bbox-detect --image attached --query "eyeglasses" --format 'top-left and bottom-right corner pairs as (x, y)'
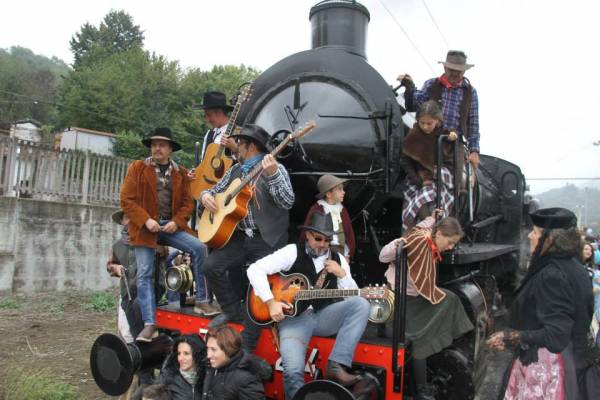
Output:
(311, 233), (332, 243)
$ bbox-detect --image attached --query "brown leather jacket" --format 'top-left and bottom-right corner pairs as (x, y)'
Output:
(120, 158), (194, 247)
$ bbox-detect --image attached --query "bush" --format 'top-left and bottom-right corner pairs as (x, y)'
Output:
(0, 298), (20, 309)
(4, 369), (80, 399)
(84, 291), (116, 312)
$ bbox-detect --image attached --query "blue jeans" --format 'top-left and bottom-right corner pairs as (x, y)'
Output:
(278, 296), (370, 399)
(134, 221), (207, 325)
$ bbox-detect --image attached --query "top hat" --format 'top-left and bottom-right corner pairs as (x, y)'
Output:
(438, 50), (474, 71)
(530, 207), (577, 230)
(232, 124), (271, 152)
(316, 175), (347, 199)
(198, 91), (234, 112)
(298, 211), (335, 238)
(141, 127), (182, 152)
(111, 209), (125, 225)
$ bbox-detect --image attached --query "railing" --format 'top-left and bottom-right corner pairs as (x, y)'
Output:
(0, 136), (131, 206)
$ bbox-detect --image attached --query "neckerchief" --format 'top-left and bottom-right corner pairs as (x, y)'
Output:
(426, 236), (442, 262)
(438, 74), (463, 89)
(179, 369), (198, 386)
(145, 156), (177, 187)
(240, 154), (264, 174)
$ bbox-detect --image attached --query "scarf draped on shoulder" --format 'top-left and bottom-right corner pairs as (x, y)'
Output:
(405, 226), (446, 304)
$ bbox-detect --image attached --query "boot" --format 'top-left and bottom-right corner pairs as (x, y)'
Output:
(415, 383), (436, 400)
(325, 360), (361, 387)
(136, 324), (157, 343)
(194, 301), (221, 316)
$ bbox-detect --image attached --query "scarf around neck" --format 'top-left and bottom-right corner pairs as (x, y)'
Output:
(241, 154), (264, 174)
(180, 369), (198, 386)
(317, 200), (344, 246)
(438, 74), (463, 89)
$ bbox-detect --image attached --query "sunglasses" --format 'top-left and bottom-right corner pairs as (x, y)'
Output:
(311, 233), (332, 243)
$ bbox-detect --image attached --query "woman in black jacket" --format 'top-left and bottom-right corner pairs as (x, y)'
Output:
(202, 325), (269, 400)
(160, 334), (207, 400)
(487, 208), (598, 399)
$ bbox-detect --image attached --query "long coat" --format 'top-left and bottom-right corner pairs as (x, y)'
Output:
(120, 158), (194, 248)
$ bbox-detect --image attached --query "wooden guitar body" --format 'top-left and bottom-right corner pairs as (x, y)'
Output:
(197, 177), (252, 248)
(247, 273), (310, 325)
(190, 143), (234, 199)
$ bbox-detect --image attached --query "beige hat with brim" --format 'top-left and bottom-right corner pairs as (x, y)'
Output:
(316, 175), (348, 199)
(438, 50), (474, 71)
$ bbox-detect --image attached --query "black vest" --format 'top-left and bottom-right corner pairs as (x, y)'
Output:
(230, 164), (290, 247)
(288, 243), (341, 312)
(427, 79), (472, 141)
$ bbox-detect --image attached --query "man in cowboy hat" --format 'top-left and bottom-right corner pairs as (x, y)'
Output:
(398, 50), (481, 169)
(121, 127), (218, 342)
(199, 123), (295, 344)
(198, 91), (238, 158)
(247, 211), (370, 399)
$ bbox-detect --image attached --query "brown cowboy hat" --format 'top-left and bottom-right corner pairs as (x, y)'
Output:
(438, 50), (474, 71)
(315, 175), (347, 199)
(141, 127), (182, 152)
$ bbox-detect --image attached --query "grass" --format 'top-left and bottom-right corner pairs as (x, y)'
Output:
(49, 302), (65, 314)
(4, 369), (80, 400)
(84, 291), (116, 312)
(0, 298), (20, 309)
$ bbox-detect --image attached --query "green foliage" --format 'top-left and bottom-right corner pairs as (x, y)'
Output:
(70, 10), (144, 69)
(84, 291), (116, 312)
(49, 302), (65, 315)
(0, 298), (20, 309)
(113, 130), (148, 160)
(4, 368), (80, 399)
(0, 47), (68, 124)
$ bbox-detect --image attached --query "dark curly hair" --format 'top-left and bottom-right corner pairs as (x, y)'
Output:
(165, 334), (207, 381)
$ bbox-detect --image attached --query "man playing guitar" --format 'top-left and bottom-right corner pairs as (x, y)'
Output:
(246, 211), (370, 399)
(199, 124), (294, 349)
(198, 91), (238, 158)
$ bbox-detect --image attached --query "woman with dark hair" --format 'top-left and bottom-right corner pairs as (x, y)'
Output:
(202, 325), (269, 400)
(380, 214), (474, 400)
(487, 208), (598, 400)
(582, 242), (597, 272)
(159, 334), (206, 400)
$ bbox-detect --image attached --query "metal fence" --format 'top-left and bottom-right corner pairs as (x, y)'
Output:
(0, 136), (131, 206)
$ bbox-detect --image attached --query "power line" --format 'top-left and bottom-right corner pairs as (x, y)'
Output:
(376, 0), (436, 75)
(527, 178), (600, 181)
(420, 0), (450, 48)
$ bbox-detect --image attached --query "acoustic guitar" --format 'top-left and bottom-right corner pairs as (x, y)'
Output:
(190, 84), (252, 200)
(246, 272), (391, 325)
(197, 121), (316, 248)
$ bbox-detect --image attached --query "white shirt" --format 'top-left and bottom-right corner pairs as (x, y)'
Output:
(200, 123), (229, 159)
(247, 243), (358, 303)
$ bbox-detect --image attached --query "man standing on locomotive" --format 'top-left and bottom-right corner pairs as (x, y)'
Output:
(246, 212), (371, 399)
(198, 91), (238, 159)
(199, 124), (294, 347)
(398, 50), (480, 170)
(120, 128), (213, 342)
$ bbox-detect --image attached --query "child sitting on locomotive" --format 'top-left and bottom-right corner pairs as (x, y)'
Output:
(300, 174), (356, 262)
(379, 213), (473, 400)
(401, 100), (458, 232)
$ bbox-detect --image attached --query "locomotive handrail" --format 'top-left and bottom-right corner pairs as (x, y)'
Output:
(435, 134), (451, 219)
(288, 169), (383, 177)
(392, 239), (409, 392)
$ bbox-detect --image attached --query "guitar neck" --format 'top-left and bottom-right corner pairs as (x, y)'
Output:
(295, 288), (360, 300)
(214, 91), (247, 158)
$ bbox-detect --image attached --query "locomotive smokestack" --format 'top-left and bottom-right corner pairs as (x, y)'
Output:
(309, 0), (370, 59)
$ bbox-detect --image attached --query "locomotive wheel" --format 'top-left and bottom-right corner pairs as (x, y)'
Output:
(428, 348), (474, 400)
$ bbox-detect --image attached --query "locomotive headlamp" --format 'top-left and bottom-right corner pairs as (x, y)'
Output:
(165, 264), (193, 293)
(367, 287), (395, 324)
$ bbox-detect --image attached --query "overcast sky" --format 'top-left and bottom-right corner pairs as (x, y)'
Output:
(2, 0), (599, 194)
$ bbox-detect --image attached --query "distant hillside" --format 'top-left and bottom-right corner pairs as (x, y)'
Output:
(535, 184), (600, 231)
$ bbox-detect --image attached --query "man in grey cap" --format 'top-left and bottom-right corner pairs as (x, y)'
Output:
(398, 50), (481, 170)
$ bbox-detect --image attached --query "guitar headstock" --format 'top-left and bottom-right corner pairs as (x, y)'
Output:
(361, 284), (389, 299)
(289, 120), (316, 141)
(236, 83), (253, 105)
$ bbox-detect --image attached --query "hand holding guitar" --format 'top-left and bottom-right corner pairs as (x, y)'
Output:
(261, 154), (278, 176)
(267, 299), (292, 322)
(220, 136), (238, 152)
(145, 218), (160, 233)
(201, 193), (219, 213)
(324, 260), (346, 278)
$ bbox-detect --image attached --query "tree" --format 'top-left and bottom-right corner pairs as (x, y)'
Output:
(70, 10), (144, 69)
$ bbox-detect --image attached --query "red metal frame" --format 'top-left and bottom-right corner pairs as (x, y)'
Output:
(157, 309), (404, 399)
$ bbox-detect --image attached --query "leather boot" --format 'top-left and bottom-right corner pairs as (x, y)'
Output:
(415, 383), (436, 400)
(325, 360), (361, 387)
(136, 324), (157, 343)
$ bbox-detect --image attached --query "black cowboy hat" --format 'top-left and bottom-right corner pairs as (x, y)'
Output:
(197, 91), (234, 112)
(111, 209), (124, 225)
(298, 211), (335, 238)
(530, 207), (577, 230)
(232, 124), (271, 152)
(141, 127), (182, 152)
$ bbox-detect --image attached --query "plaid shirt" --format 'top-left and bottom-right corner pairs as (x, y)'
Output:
(411, 78), (480, 153)
(201, 164), (294, 231)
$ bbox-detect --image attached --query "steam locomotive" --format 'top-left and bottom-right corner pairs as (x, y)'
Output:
(91, 1), (527, 399)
